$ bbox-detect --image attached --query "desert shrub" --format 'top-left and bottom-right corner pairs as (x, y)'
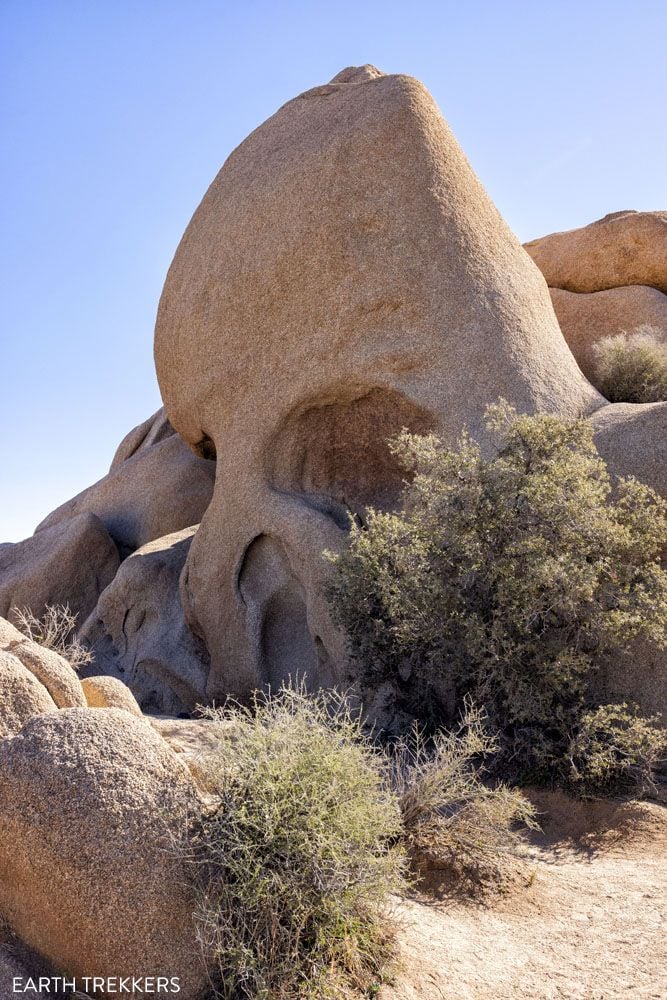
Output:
(10, 604), (92, 671)
(566, 703), (666, 797)
(389, 701), (537, 885)
(592, 327), (667, 403)
(326, 401), (667, 787)
(184, 687), (406, 1000)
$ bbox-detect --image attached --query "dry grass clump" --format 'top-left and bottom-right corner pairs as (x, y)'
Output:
(390, 702), (538, 887)
(10, 604), (92, 671)
(592, 327), (667, 403)
(185, 687), (406, 1000)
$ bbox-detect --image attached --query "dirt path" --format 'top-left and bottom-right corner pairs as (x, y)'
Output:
(383, 795), (667, 1000)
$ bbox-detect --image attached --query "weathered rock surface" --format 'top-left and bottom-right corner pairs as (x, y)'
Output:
(0, 650), (56, 739)
(0, 617), (86, 709)
(0, 513), (119, 623)
(81, 674), (143, 716)
(525, 211), (667, 294)
(549, 285), (667, 385)
(109, 406), (174, 472)
(0, 709), (206, 996)
(590, 402), (667, 498)
(36, 429), (215, 556)
(80, 528), (208, 714)
(154, 65), (602, 701)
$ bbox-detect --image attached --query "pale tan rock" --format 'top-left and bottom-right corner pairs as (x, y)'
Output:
(0, 617), (86, 709)
(0, 650), (56, 739)
(80, 527), (208, 715)
(0, 709), (206, 997)
(36, 430), (215, 556)
(525, 211), (667, 294)
(81, 675), (143, 716)
(549, 285), (667, 384)
(154, 66), (602, 701)
(0, 513), (119, 623)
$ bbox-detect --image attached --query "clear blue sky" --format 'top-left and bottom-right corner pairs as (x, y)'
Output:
(2, 1), (666, 541)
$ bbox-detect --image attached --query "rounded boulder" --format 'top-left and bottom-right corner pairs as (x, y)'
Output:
(0, 709), (207, 997)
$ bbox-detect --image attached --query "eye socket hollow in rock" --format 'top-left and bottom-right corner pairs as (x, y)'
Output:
(266, 387), (433, 517)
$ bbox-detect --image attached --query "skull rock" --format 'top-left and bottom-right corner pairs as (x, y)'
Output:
(80, 527), (208, 715)
(155, 66), (608, 702)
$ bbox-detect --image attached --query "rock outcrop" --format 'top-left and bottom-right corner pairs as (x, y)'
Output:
(0, 513), (119, 623)
(154, 65), (603, 701)
(80, 527), (208, 714)
(549, 285), (667, 384)
(0, 709), (206, 996)
(524, 211), (667, 294)
(0, 651), (56, 739)
(36, 421), (215, 556)
(0, 617), (86, 709)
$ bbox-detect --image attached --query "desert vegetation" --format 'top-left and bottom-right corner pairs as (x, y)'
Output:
(326, 401), (667, 792)
(10, 603), (92, 671)
(181, 687), (535, 999)
(592, 327), (667, 403)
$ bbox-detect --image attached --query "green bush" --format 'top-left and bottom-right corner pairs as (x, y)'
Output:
(326, 401), (667, 787)
(592, 327), (667, 403)
(566, 703), (666, 797)
(185, 687), (406, 1000)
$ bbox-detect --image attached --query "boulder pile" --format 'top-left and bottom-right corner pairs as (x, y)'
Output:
(525, 211), (667, 386)
(0, 65), (666, 990)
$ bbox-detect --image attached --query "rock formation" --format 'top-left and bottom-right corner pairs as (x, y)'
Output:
(590, 402), (667, 498)
(36, 411), (215, 556)
(2, 66), (665, 719)
(524, 210), (667, 294)
(548, 286), (667, 384)
(0, 709), (206, 998)
(525, 212), (667, 395)
(0, 617), (86, 708)
(0, 512), (119, 623)
(0, 63), (666, 996)
(154, 64), (605, 702)
(80, 527), (209, 714)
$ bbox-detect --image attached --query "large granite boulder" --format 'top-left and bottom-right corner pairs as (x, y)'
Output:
(154, 64), (604, 702)
(524, 210), (667, 294)
(0, 709), (207, 997)
(80, 528), (209, 714)
(0, 512), (119, 623)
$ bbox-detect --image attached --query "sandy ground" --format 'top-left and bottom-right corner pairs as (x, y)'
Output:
(382, 793), (667, 1000)
(4, 720), (664, 1000)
